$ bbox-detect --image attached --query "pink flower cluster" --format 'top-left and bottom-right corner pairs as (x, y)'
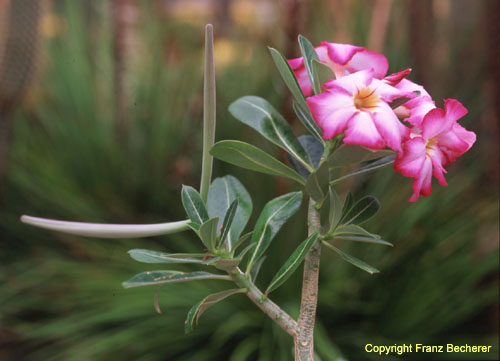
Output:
(289, 42), (476, 202)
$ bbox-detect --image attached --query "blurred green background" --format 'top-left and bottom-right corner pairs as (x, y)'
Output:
(0, 0), (498, 360)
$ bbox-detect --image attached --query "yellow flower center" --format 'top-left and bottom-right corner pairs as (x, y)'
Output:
(425, 138), (438, 157)
(353, 87), (380, 112)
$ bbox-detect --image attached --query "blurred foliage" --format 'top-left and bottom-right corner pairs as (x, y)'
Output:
(0, 0), (498, 360)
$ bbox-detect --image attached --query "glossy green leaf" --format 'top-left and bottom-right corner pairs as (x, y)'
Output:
(333, 224), (380, 239)
(218, 200), (238, 249)
(334, 235), (393, 246)
(269, 47), (308, 110)
(229, 96), (313, 171)
(342, 192), (354, 216)
(332, 224), (392, 246)
(265, 232), (319, 295)
(322, 241), (379, 274)
(249, 256), (266, 282)
(329, 187), (343, 230)
(321, 186), (342, 232)
(181, 186), (209, 225)
(207, 176), (252, 252)
(293, 101), (323, 141)
(122, 271), (230, 288)
(128, 249), (218, 264)
(210, 140), (306, 185)
(199, 217), (219, 250)
(331, 154), (396, 185)
(187, 222), (200, 233)
(246, 191), (303, 272)
(236, 243), (255, 260)
(341, 196), (380, 225)
(289, 135), (324, 179)
(185, 288), (246, 333)
(214, 258), (241, 272)
(312, 58), (335, 87)
(232, 231), (253, 252)
(298, 34), (321, 95)
(329, 145), (394, 168)
(305, 161), (329, 204)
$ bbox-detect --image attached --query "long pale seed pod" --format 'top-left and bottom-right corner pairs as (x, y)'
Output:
(199, 24), (216, 202)
(20, 215), (190, 238)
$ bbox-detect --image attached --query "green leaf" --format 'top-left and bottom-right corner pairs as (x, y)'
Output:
(293, 101), (323, 142)
(185, 288), (246, 333)
(210, 140), (306, 185)
(181, 186), (209, 225)
(265, 232), (319, 295)
(249, 256), (266, 282)
(187, 222), (200, 233)
(341, 196), (380, 225)
(128, 249), (219, 264)
(305, 161), (329, 204)
(334, 235), (393, 247)
(298, 34), (321, 95)
(342, 192), (354, 216)
(207, 175), (252, 252)
(219, 200), (238, 249)
(331, 155), (396, 185)
(214, 258), (241, 272)
(122, 271), (230, 288)
(332, 224), (393, 246)
(199, 217), (219, 250)
(229, 96), (313, 171)
(321, 186), (342, 232)
(322, 242), (379, 274)
(312, 58), (335, 87)
(329, 145), (394, 168)
(246, 191), (303, 272)
(232, 231), (253, 252)
(329, 187), (343, 230)
(289, 135), (324, 179)
(269, 47), (308, 110)
(333, 224), (381, 238)
(236, 243), (255, 260)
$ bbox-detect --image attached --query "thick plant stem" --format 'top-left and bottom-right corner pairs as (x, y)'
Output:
(231, 268), (299, 338)
(295, 199), (322, 360)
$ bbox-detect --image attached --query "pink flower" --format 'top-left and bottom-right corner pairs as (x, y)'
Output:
(393, 79), (435, 127)
(289, 42), (388, 96)
(306, 69), (414, 151)
(383, 68), (412, 86)
(394, 99), (476, 202)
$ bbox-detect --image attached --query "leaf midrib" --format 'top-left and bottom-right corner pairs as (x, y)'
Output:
(248, 194), (299, 270)
(241, 99), (313, 171)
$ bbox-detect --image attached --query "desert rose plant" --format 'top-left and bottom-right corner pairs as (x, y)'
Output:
(21, 25), (475, 360)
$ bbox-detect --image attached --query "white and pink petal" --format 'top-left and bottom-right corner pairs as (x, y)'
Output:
(409, 158), (433, 202)
(384, 68), (412, 86)
(394, 137), (427, 178)
(306, 89), (355, 139)
(323, 69), (374, 94)
(345, 49), (389, 79)
(344, 111), (385, 149)
(422, 107), (455, 141)
(371, 102), (406, 151)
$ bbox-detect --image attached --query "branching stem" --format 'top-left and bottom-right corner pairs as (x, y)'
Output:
(231, 268), (299, 338)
